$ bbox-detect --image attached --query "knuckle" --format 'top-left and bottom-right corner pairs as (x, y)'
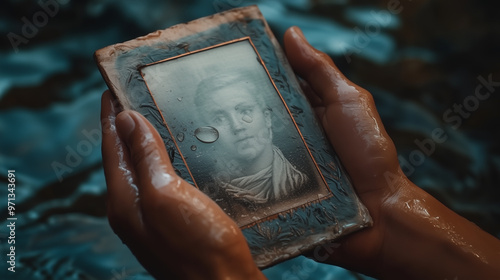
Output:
(360, 88), (375, 103)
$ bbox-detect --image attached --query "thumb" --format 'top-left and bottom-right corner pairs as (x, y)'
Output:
(284, 26), (400, 191)
(115, 110), (176, 191)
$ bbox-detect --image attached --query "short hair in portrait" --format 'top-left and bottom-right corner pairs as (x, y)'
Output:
(141, 39), (331, 227)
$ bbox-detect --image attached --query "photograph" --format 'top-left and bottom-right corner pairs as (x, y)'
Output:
(140, 38), (332, 226)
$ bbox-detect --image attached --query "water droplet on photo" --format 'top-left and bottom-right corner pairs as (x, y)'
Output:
(242, 115), (253, 123)
(177, 97), (183, 101)
(176, 133), (185, 142)
(191, 145), (197, 151)
(194, 126), (219, 143)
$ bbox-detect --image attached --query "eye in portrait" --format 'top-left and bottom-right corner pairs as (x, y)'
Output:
(141, 39), (331, 226)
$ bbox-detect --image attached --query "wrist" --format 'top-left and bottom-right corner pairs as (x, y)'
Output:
(380, 181), (500, 280)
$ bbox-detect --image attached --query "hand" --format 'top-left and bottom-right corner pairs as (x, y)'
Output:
(284, 25), (403, 276)
(285, 26), (500, 279)
(100, 91), (266, 280)
(100, 25), (500, 280)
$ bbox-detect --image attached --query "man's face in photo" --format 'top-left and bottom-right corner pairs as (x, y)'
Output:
(201, 86), (272, 164)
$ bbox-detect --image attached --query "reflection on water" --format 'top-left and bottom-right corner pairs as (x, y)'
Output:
(1, 0), (499, 279)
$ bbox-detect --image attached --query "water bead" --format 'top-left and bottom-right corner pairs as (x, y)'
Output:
(194, 126), (219, 143)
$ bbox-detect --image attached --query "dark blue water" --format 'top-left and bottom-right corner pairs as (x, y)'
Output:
(1, 0), (499, 279)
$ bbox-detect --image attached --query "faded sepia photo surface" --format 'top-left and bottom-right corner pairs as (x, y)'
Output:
(141, 39), (331, 226)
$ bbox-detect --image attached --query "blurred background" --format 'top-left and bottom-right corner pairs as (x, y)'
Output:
(1, 0), (499, 279)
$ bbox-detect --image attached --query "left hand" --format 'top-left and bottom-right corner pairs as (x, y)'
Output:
(100, 90), (266, 280)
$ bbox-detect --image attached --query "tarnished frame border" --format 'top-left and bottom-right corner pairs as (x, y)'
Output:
(138, 36), (334, 229)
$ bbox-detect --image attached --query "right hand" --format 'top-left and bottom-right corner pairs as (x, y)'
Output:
(284, 26), (500, 280)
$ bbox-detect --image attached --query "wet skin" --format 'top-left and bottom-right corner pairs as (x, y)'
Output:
(101, 26), (500, 279)
(200, 87), (273, 177)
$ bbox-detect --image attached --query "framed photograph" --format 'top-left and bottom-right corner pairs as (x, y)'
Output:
(95, 5), (371, 268)
(140, 38), (332, 227)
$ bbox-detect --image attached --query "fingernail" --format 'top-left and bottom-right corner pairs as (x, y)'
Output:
(116, 111), (136, 141)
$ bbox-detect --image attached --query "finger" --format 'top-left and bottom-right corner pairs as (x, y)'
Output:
(284, 26), (401, 192)
(101, 91), (145, 237)
(298, 77), (323, 107)
(284, 27), (345, 105)
(297, 77), (326, 119)
(102, 95), (175, 278)
(115, 111), (245, 250)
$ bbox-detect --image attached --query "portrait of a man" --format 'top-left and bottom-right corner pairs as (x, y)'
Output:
(140, 39), (331, 226)
(195, 73), (309, 207)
